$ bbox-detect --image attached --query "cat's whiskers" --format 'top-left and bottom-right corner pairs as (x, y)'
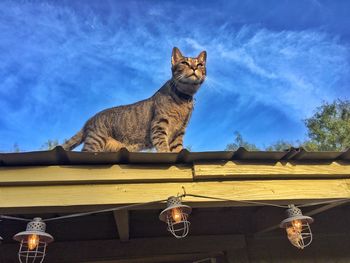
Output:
(175, 73), (185, 82)
(169, 74), (185, 89)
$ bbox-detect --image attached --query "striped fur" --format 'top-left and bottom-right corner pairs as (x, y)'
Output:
(62, 47), (206, 152)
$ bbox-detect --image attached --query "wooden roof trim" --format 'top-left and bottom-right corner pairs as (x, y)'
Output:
(0, 161), (350, 187)
(0, 180), (349, 213)
(194, 161), (350, 179)
(0, 164), (193, 186)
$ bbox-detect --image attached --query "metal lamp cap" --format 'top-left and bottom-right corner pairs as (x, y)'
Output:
(26, 218), (46, 232)
(280, 205), (314, 228)
(13, 218), (54, 243)
(159, 196), (192, 222)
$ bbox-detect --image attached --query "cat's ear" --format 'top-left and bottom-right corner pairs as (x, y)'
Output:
(172, 47), (184, 66)
(197, 50), (207, 64)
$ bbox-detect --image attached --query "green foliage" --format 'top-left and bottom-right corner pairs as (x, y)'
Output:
(41, 139), (59, 150)
(304, 100), (350, 151)
(226, 132), (260, 151)
(300, 141), (319, 151)
(226, 100), (350, 152)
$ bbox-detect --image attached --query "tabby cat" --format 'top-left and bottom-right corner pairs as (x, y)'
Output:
(62, 47), (207, 152)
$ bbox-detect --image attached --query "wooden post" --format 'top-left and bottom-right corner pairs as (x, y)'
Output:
(113, 210), (129, 242)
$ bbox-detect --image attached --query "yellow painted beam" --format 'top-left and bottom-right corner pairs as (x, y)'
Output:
(0, 165), (193, 185)
(0, 180), (349, 210)
(1, 161), (350, 187)
(194, 161), (350, 179)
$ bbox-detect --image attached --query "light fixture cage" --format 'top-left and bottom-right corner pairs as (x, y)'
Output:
(159, 196), (192, 238)
(280, 205), (314, 249)
(13, 218), (54, 263)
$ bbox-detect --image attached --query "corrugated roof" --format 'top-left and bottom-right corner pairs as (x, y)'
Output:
(0, 146), (349, 166)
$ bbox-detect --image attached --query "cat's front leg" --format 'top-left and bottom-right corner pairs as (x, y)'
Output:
(151, 118), (170, 152)
(169, 131), (184, 152)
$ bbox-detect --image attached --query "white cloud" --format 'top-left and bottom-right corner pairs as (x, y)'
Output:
(197, 27), (349, 118)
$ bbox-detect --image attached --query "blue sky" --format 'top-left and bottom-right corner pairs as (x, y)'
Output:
(0, 0), (349, 152)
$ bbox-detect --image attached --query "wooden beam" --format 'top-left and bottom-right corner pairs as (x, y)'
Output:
(0, 164), (193, 186)
(1, 161), (350, 186)
(84, 253), (223, 263)
(193, 257), (218, 263)
(113, 210), (129, 242)
(0, 235), (244, 263)
(225, 248), (249, 263)
(0, 180), (349, 212)
(255, 200), (349, 235)
(194, 161), (350, 179)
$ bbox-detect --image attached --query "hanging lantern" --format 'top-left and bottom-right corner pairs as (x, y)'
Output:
(159, 196), (192, 238)
(280, 205), (314, 249)
(13, 217), (54, 263)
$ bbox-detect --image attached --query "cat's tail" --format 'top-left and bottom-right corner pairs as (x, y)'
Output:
(61, 130), (84, 151)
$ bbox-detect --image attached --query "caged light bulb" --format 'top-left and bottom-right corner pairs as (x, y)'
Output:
(171, 207), (182, 223)
(280, 205), (314, 249)
(13, 217), (54, 263)
(286, 224), (303, 248)
(27, 234), (40, 250)
(159, 196), (192, 239)
(292, 219), (302, 232)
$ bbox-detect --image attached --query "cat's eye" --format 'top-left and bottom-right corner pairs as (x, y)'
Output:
(197, 63), (203, 67)
(181, 61), (189, 66)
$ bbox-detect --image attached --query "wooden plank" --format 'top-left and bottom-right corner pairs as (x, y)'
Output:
(247, 235), (350, 263)
(0, 179), (349, 211)
(113, 210), (129, 242)
(2, 161), (350, 186)
(0, 235), (244, 263)
(194, 161), (350, 179)
(193, 257), (218, 263)
(225, 248), (249, 263)
(0, 164), (193, 185)
(84, 253), (223, 263)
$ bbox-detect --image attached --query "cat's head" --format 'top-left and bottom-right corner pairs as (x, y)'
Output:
(171, 47), (206, 93)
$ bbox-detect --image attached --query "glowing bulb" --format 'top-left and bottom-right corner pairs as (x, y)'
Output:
(171, 207), (182, 223)
(27, 234), (40, 250)
(292, 219), (303, 232)
(286, 226), (302, 247)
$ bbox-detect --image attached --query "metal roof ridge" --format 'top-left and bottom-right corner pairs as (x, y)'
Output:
(0, 146), (349, 166)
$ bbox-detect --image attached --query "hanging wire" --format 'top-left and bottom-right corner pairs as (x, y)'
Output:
(0, 215), (32, 222)
(297, 198), (349, 208)
(183, 193), (289, 208)
(43, 198), (168, 222)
